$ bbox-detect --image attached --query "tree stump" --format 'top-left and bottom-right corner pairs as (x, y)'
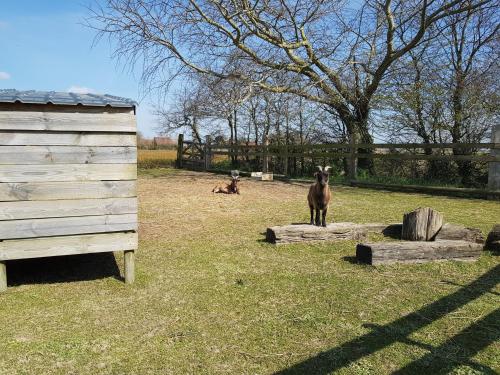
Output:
(435, 223), (485, 244)
(401, 207), (443, 241)
(486, 224), (500, 251)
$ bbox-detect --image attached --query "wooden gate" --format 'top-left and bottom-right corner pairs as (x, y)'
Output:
(176, 134), (205, 169)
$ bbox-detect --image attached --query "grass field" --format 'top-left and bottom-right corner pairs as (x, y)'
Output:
(0, 168), (498, 374)
(138, 149), (177, 168)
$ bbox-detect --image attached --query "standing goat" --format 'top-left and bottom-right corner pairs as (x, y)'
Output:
(308, 166), (332, 226)
(212, 170), (240, 194)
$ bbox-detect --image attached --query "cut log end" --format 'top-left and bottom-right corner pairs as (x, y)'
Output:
(486, 224), (500, 251)
(402, 207), (443, 241)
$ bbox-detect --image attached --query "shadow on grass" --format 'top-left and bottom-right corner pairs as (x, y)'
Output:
(6, 252), (121, 286)
(275, 264), (500, 374)
(341, 256), (359, 264)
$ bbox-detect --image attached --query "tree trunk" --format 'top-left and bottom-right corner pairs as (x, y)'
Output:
(401, 207), (443, 241)
(486, 224), (500, 252)
(435, 223), (484, 244)
(337, 103), (375, 174)
(266, 223), (400, 245)
(356, 240), (482, 265)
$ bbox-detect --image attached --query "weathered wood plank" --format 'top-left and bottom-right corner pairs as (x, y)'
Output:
(0, 164), (136, 182)
(0, 111), (136, 132)
(0, 181), (136, 201)
(124, 250), (135, 284)
(0, 214), (137, 240)
(0, 146), (136, 164)
(0, 132), (136, 146)
(0, 232), (138, 260)
(0, 197), (137, 220)
(356, 240), (483, 265)
(435, 223), (485, 244)
(265, 222), (400, 245)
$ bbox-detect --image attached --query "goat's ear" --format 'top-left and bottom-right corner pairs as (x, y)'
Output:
(324, 166), (331, 172)
(316, 165), (323, 172)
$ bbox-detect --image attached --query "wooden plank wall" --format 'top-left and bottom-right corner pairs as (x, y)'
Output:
(0, 104), (138, 260)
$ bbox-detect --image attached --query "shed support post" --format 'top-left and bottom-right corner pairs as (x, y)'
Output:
(0, 261), (6, 292)
(124, 250), (135, 284)
(176, 134), (184, 169)
(204, 135), (212, 170)
(488, 124), (500, 200)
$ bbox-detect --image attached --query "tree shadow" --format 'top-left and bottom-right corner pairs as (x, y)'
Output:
(6, 252), (122, 287)
(275, 264), (500, 374)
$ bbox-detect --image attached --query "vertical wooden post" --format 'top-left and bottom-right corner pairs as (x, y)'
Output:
(488, 124), (500, 199)
(263, 136), (269, 173)
(124, 250), (135, 284)
(283, 143), (289, 176)
(349, 132), (358, 183)
(0, 261), (7, 292)
(204, 135), (212, 170)
(176, 134), (184, 169)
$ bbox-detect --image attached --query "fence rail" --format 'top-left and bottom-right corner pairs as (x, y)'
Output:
(175, 133), (500, 199)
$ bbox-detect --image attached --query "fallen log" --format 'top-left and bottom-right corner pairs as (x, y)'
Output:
(356, 240), (483, 265)
(265, 223), (401, 245)
(401, 207), (443, 241)
(435, 223), (484, 244)
(486, 224), (500, 251)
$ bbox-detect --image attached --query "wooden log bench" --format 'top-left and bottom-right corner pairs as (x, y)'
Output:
(265, 223), (402, 245)
(436, 223), (485, 244)
(486, 224), (500, 251)
(356, 240), (483, 265)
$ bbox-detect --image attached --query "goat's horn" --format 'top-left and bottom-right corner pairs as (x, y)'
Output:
(316, 165), (323, 171)
(324, 166), (331, 172)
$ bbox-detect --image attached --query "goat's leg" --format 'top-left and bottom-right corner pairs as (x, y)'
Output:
(315, 209), (321, 226)
(309, 205), (314, 225)
(321, 207), (328, 227)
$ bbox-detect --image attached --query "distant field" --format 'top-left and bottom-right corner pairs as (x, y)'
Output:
(138, 149), (229, 169)
(138, 149), (177, 168)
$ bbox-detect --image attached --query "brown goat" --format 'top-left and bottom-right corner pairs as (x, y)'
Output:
(212, 173), (240, 194)
(307, 166), (332, 226)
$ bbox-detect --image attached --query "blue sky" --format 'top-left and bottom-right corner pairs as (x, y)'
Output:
(0, 0), (158, 136)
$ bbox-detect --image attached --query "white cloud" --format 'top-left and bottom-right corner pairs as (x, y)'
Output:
(67, 85), (97, 94)
(0, 72), (10, 80)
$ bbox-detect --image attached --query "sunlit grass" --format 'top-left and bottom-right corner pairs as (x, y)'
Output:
(0, 168), (498, 374)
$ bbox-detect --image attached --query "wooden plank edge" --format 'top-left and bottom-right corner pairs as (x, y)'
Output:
(0, 231), (138, 260)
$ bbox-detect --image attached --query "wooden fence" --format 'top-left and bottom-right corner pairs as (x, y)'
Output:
(176, 134), (500, 199)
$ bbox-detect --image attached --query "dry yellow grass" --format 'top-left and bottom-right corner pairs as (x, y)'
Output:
(0, 168), (498, 374)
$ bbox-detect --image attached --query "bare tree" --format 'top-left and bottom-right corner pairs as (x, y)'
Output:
(156, 86), (205, 144)
(379, 4), (499, 185)
(89, 0), (493, 172)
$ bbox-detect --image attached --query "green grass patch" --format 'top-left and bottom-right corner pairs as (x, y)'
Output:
(0, 169), (498, 374)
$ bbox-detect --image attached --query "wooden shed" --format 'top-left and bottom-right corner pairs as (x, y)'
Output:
(0, 89), (138, 291)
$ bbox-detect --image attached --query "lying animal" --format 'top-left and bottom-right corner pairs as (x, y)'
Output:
(212, 171), (240, 194)
(308, 166), (332, 226)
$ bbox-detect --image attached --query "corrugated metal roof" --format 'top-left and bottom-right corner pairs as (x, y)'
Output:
(0, 89), (136, 108)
